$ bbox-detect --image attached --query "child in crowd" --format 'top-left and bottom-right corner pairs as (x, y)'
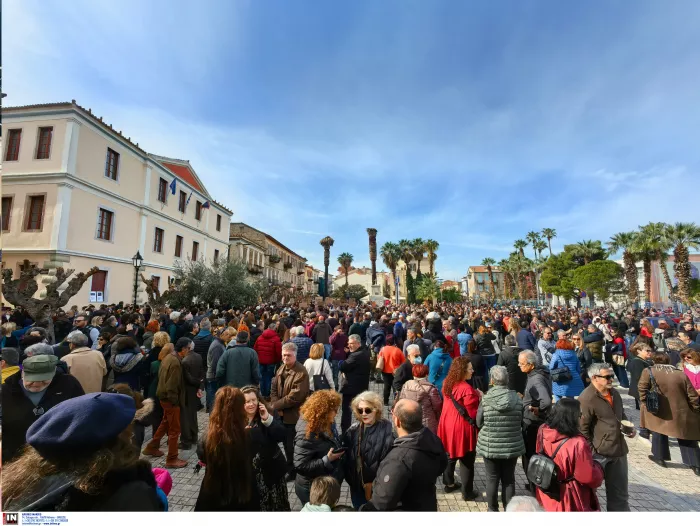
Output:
(301, 476), (340, 512)
(152, 468), (172, 511)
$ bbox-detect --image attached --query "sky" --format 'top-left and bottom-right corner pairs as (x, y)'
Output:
(4, 0), (700, 279)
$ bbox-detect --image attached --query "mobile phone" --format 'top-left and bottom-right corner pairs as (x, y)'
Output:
(332, 447), (348, 454)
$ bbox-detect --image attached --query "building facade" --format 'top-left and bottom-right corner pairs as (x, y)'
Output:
(333, 267), (391, 299)
(304, 264), (321, 296)
(466, 265), (504, 301)
(1, 101), (232, 305)
(228, 222), (306, 290)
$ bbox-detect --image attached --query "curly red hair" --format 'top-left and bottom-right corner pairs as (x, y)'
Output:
(556, 339), (574, 350)
(300, 390), (341, 438)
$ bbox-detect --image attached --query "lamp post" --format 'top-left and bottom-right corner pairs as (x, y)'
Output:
(132, 251), (143, 306)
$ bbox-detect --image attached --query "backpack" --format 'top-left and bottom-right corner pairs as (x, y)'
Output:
(645, 368), (661, 414)
(527, 431), (572, 501)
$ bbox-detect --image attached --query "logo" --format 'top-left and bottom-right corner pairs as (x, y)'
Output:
(3, 513), (19, 525)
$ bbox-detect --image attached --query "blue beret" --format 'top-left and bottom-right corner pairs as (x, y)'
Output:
(26, 393), (136, 459)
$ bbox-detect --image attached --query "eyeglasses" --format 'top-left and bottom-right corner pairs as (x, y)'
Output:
(357, 407), (374, 415)
(595, 374), (615, 380)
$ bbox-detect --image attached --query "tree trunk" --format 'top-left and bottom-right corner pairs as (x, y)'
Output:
(643, 257), (652, 304)
(548, 239), (553, 257)
(657, 252), (674, 302)
(674, 244), (691, 307)
(623, 250), (639, 305)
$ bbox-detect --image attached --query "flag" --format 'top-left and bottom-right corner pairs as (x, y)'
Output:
(169, 178), (177, 195)
(202, 200), (210, 209)
(185, 191), (193, 207)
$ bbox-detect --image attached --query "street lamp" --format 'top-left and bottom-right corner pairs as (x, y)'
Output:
(132, 250), (143, 306)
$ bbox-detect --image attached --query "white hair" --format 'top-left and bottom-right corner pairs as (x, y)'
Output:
(490, 365), (509, 386)
(521, 350), (538, 366)
(348, 334), (361, 344)
(295, 326), (306, 337)
(66, 330), (89, 347)
(506, 496), (543, 512)
(282, 342), (298, 355)
(588, 362), (613, 379)
(406, 344), (420, 356)
(170, 311), (181, 322)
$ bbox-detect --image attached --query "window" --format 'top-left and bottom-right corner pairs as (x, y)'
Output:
(175, 235), (183, 257)
(91, 271), (107, 302)
(2, 197), (12, 232)
(214, 249), (220, 263)
(178, 191), (186, 213)
(216, 214), (222, 231)
(195, 201), (202, 221)
(157, 178), (168, 203)
(104, 148), (120, 180)
(25, 195), (45, 231)
(36, 127), (53, 159)
(192, 241), (199, 261)
(5, 129), (21, 161)
(96, 208), (114, 241)
(153, 227), (164, 253)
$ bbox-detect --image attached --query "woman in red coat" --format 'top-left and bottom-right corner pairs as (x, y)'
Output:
(437, 356), (481, 501)
(535, 398), (604, 512)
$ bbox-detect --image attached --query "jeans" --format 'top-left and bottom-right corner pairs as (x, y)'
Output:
(147, 401), (181, 462)
(350, 488), (368, 509)
(613, 363), (629, 388)
(443, 452), (476, 496)
(341, 393), (354, 434)
(381, 372), (395, 405)
(205, 378), (218, 413)
(323, 344), (332, 360)
(331, 360), (342, 388)
(483, 457), (517, 512)
(259, 364), (276, 397)
(484, 354), (497, 377)
(603, 456), (630, 511)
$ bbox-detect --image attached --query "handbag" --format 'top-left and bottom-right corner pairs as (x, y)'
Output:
(526, 430), (571, 501)
(612, 354), (625, 366)
(550, 367), (572, 383)
(313, 359), (332, 391)
(645, 367), (661, 414)
(376, 351), (385, 371)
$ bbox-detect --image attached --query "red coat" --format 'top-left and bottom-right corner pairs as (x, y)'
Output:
(535, 425), (604, 512)
(446, 335), (460, 359)
(437, 381), (479, 458)
(253, 329), (282, 365)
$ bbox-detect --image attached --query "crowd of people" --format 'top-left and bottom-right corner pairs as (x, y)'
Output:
(2, 300), (700, 513)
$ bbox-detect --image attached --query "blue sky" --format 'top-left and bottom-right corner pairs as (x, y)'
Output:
(5, 0), (700, 278)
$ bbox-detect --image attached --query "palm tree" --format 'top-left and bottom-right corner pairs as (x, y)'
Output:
(534, 239), (548, 261)
(526, 231), (541, 260)
(425, 239), (439, 276)
(608, 231), (640, 305)
(514, 239), (527, 257)
(499, 259), (514, 299)
(665, 222), (700, 306)
(367, 228), (378, 286)
(380, 242), (401, 300)
(411, 238), (426, 279)
(542, 228), (557, 257)
(572, 240), (606, 265)
(638, 222), (675, 302)
(398, 239), (414, 279)
(319, 236), (334, 299)
(630, 234), (657, 305)
(337, 252), (354, 288)
(482, 258), (497, 300)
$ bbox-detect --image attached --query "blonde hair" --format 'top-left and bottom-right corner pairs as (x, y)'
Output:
(152, 331), (170, 348)
(91, 316), (104, 327)
(351, 390), (384, 420)
(2, 322), (17, 336)
(309, 476), (340, 507)
(309, 343), (325, 360)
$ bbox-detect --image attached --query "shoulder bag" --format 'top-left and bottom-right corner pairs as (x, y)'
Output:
(550, 366), (572, 383)
(526, 430), (572, 501)
(645, 367), (661, 414)
(449, 391), (477, 427)
(313, 359), (331, 391)
(376, 351), (385, 371)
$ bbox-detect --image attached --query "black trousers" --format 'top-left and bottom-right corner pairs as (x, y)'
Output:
(652, 433), (700, 468)
(382, 372), (395, 405)
(483, 457), (517, 512)
(283, 423), (296, 473)
(180, 388), (199, 446)
(521, 422), (541, 486)
(443, 452), (476, 496)
(341, 393), (354, 434)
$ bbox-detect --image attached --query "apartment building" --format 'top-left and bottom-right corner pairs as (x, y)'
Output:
(466, 265), (504, 301)
(1, 101), (232, 304)
(228, 222), (306, 289)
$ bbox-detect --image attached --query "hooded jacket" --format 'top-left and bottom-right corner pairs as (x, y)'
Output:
(366, 325), (386, 352)
(361, 427), (448, 511)
(397, 378), (442, 434)
(522, 367), (552, 426)
(582, 330), (604, 360)
(312, 321), (333, 345)
(476, 385), (525, 459)
(254, 329), (282, 365)
(424, 349), (452, 392)
(110, 337), (144, 390)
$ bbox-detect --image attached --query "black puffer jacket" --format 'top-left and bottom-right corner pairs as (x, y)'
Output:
(522, 367), (552, 426)
(497, 345), (527, 394)
(361, 427), (448, 511)
(293, 417), (343, 493)
(474, 332), (496, 355)
(342, 419), (395, 491)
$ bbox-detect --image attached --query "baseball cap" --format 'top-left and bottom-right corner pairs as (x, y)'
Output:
(23, 354), (59, 382)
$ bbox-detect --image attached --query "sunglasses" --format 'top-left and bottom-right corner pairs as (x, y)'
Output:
(357, 407), (374, 415)
(595, 374), (615, 380)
